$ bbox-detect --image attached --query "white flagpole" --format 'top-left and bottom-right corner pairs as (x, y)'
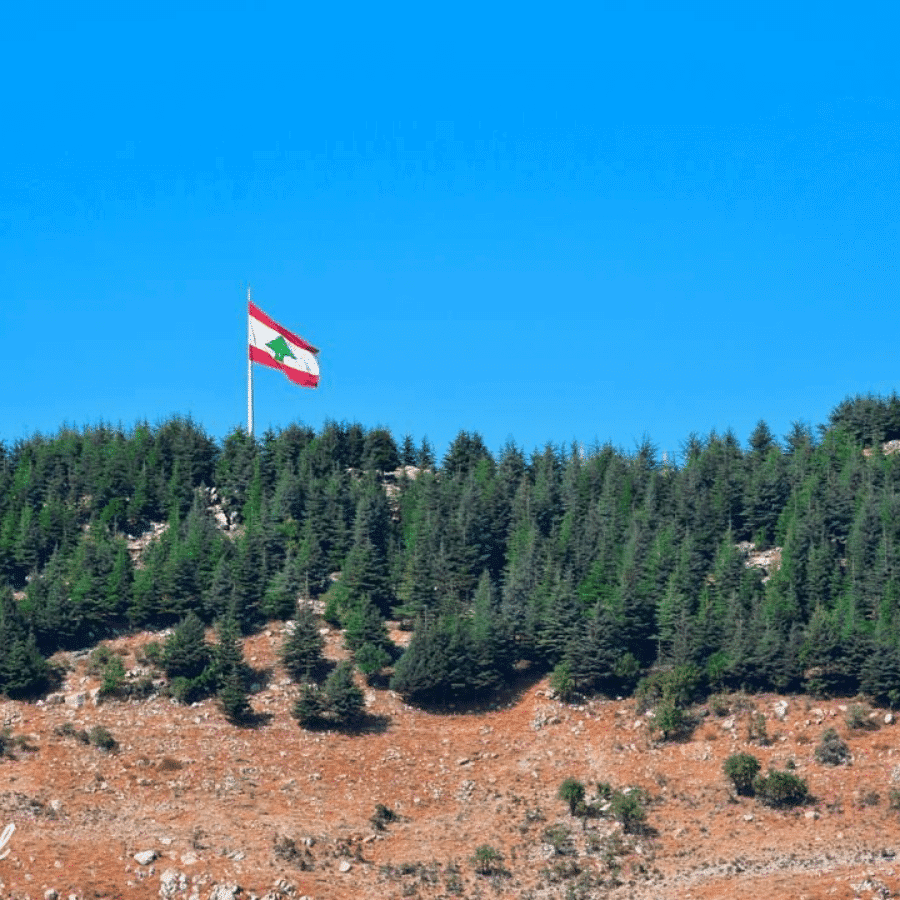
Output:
(247, 284), (254, 437)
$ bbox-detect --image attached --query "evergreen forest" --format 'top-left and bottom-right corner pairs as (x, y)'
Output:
(3, 393), (900, 711)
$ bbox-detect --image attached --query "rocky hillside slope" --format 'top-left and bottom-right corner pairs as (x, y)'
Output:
(1, 622), (900, 900)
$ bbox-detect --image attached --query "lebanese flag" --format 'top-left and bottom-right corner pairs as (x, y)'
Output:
(248, 301), (320, 388)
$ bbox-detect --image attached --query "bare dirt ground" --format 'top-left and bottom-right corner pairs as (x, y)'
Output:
(2, 623), (900, 900)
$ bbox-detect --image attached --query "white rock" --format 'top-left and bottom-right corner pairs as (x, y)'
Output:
(134, 849), (157, 866)
(208, 885), (242, 900)
(338, 859), (352, 873)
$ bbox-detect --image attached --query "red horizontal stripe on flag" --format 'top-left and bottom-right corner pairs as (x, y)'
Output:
(249, 345), (319, 387)
(248, 301), (319, 354)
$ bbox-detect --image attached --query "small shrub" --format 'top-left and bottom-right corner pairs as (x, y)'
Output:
(471, 844), (504, 876)
(724, 752), (761, 796)
(87, 645), (115, 675)
(167, 674), (210, 704)
(129, 674), (157, 699)
(610, 789), (647, 834)
(846, 703), (878, 731)
(272, 834), (314, 869)
(558, 777), (586, 816)
(98, 655), (126, 699)
(370, 803), (399, 831)
(88, 725), (118, 752)
(888, 788), (900, 812)
(549, 661), (576, 702)
(634, 663), (701, 713)
(542, 823), (575, 856)
(157, 756), (183, 773)
(815, 728), (851, 766)
(444, 859), (463, 895)
(140, 641), (164, 668)
(543, 858), (581, 882)
(747, 711), (771, 745)
(0, 728), (37, 758)
(54, 722), (90, 744)
(753, 769), (809, 808)
(589, 830), (628, 872)
(653, 699), (690, 741)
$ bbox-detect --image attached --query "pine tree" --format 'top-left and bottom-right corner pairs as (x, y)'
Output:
(323, 661), (364, 725)
(281, 606), (326, 681)
(0, 588), (48, 698)
(212, 613), (252, 723)
(292, 680), (326, 728)
(163, 611), (211, 680)
(262, 551), (303, 621)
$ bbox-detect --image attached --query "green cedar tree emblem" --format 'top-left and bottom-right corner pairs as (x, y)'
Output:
(266, 335), (296, 363)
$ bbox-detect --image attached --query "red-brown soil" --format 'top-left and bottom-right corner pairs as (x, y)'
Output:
(2, 624), (900, 900)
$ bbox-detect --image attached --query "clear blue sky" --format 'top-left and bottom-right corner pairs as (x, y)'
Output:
(3, 2), (897, 462)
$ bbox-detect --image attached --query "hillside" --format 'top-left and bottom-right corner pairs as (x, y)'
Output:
(2, 622), (900, 900)
(5, 400), (900, 898)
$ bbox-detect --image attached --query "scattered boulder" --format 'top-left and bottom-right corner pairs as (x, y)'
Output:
(208, 884), (242, 900)
(134, 849), (157, 866)
(159, 868), (187, 899)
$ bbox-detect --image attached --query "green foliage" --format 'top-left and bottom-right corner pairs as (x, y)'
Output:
(211, 613), (251, 722)
(163, 612), (210, 680)
(470, 844), (504, 876)
(542, 823), (575, 856)
(98, 654), (126, 699)
(609, 789), (647, 833)
(291, 662), (365, 729)
(846, 703), (878, 731)
(0, 587), (49, 698)
(549, 661), (576, 702)
(746, 711), (771, 745)
(723, 752), (761, 796)
(390, 608), (512, 706)
(291, 680), (326, 728)
(261, 551), (304, 621)
(558, 777), (586, 816)
(218, 667), (253, 725)
(635, 664), (702, 712)
(814, 727), (851, 766)
(8, 400), (900, 715)
(322, 661), (364, 725)
(354, 641), (392, 679)
(753, 769), (809, 808)
(280, 607), (326, 681)
(652, 699), (689, 741)
(636, 664), (701, 740)
(88, 725), (118, 752)
(342, 597), (394, 657)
